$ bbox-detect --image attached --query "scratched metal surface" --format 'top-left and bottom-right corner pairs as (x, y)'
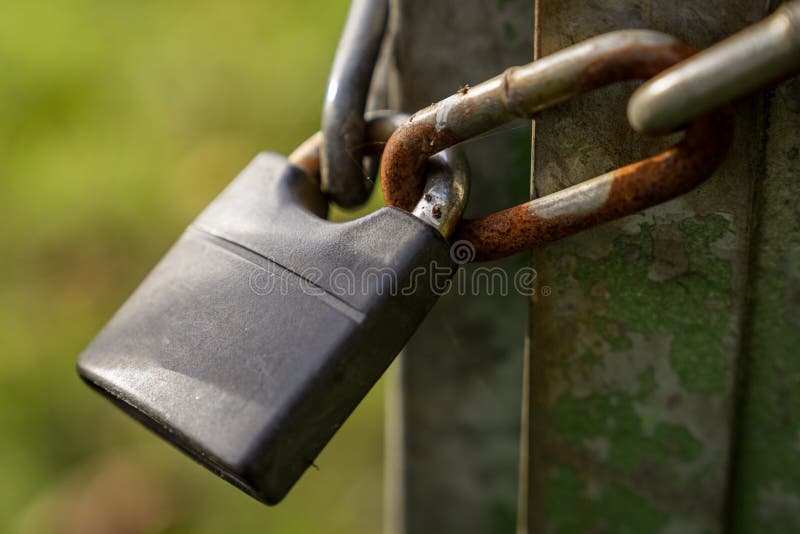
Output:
(523, 1), (773, 532)
(383, 1), (533, 533)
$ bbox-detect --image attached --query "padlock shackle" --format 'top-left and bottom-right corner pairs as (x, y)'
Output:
(320, 0), (390, 207)
(379, 30), (734, 261)
(289, 111), (469, 239)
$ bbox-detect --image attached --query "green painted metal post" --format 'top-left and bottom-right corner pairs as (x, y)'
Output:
(383, 1), (533, 532)
(521, 1), (794, 532)
(380, 1), (799, 531)
(729, 74), (800, 532)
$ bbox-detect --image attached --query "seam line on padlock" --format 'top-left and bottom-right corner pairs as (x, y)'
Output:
(189, 227), (367, 324)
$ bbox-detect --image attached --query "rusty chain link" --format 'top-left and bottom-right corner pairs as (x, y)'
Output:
(308, 3), (800, 261)
(380, 30), (734, 262)
(291, 111), (469, 238)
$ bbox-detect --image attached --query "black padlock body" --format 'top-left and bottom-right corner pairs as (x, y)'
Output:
(77, 152), (454, 504)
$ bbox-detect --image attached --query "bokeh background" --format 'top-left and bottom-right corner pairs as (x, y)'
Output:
(0, 1), (387, 532)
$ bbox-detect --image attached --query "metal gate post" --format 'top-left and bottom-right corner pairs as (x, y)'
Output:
(729, 57), (800, 534)
(523, 1), (798, 532)
(382, 1), (534, 533)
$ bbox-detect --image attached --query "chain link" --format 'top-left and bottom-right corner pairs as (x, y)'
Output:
(629, 0), (800, 134)
(380, 30), (733, 261)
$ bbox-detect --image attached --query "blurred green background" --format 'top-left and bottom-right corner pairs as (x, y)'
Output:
(0, 1), (388, 532)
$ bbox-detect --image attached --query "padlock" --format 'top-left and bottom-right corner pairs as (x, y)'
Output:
(77, 114), (469, 504)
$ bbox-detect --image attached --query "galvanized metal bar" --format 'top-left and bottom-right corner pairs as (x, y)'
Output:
(524, 0), (769, 531)
(629, 0), (800, 135)
(321, 0), (389, 207)
(384, 0), (533, 532)
(728, 68), (800, 533)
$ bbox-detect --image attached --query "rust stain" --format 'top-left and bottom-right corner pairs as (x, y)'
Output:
(380, 120), (461, 211)
(287, 131), (323, 182)
(578, 42), (696, 92)
(455, 108), (734, 262)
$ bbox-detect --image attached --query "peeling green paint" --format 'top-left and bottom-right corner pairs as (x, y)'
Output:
(529, 205), (741, 531)
(566, 214), (734, 394)
(524, 4), (765, 530)
(553, 391), (703, 474)
(523, 2), (800, 533)
(547, 464), (669, 533)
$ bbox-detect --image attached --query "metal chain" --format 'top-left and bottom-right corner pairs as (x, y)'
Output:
(307, 1), (799, 260)
(379, 30), (733, 261)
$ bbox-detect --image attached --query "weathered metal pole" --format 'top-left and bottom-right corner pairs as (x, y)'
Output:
(383, 1), (533, 532)
(728, 32), (800, 534)
(381, 2), (799, 531)
(523, 1), (800, 532)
